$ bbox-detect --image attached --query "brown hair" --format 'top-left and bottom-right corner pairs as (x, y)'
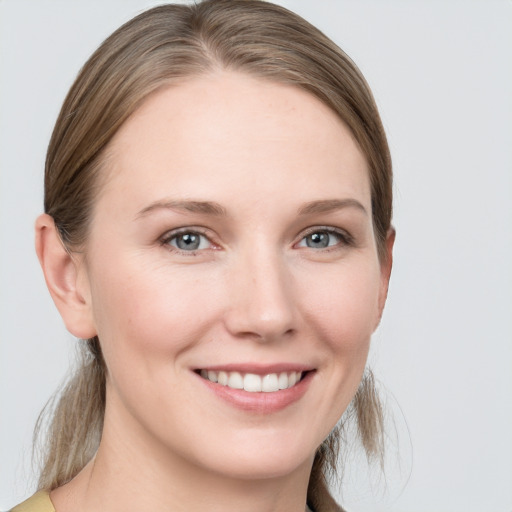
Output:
(36, 1), (392, 510)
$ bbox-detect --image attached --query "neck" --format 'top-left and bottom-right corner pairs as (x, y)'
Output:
(51, 412), (314, 512)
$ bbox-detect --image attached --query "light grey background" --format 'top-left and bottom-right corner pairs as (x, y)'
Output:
(1, 1), (511, 511)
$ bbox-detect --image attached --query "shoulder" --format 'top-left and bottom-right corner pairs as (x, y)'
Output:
(9, 491), (55, 512)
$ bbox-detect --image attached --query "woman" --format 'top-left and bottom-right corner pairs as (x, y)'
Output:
(12, 1), (394, 511)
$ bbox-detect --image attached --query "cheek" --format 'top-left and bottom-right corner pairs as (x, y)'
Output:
(299, 258), (381, 354)
(291, 259), (382, 440)
(87, 256), (223, 373)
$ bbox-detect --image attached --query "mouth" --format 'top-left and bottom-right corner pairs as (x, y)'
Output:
(194, 365), (315, 413)
(197, 369), (307, 393)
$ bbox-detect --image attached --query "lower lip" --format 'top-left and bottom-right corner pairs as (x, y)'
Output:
(196, 371), (314, 413)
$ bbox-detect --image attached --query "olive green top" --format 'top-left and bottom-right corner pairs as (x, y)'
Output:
(10, 491), (55, 512)
(10, 490), (316, 511)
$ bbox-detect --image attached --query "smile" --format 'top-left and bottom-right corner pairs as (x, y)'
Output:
(199, 369), (304, 393)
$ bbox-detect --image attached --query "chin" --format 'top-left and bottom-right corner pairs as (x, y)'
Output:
(211, 452), (313, 481)
(190, 429), (319, 481)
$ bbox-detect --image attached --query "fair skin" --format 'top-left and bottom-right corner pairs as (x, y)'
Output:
(36, 72), (393, 512)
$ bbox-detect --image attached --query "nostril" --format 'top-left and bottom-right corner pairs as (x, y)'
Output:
(222, 270), (296, 341)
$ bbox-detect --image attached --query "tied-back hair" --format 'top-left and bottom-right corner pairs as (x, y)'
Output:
(35, 2), (392, 510)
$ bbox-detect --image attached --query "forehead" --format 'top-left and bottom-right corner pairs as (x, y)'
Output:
(101, 71), (370, 211)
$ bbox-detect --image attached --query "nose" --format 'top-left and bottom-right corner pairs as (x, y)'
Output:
(223, 245), (296, 343)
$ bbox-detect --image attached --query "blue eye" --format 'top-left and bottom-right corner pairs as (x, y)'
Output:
(166, 231), (211, 251)
(298, 229), (348, 249)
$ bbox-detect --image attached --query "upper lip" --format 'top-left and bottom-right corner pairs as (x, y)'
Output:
(194, 363), (314, 375)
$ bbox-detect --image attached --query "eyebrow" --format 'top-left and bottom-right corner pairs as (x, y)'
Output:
(136, 199), (228, 219)
(298, 198), (368, 216)
(136, 197), (367, 219)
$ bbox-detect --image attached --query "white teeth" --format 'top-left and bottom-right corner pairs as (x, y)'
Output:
(278, 372), (288, 389)
(200, 370), (304, 392)
(244, 373), (262, 392)
(227, 371), (244, 389)
(218, 371), (228, 386)
(262, 373), (279, 392)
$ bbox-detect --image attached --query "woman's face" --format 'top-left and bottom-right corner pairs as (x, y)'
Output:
(77, 72), (392, 479)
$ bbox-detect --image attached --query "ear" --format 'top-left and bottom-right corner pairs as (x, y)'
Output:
(35, 214), (97, 339)
(375, 227), (396, 328)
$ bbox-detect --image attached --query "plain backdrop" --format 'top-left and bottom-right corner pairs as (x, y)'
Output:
(1, 1), (511, 511)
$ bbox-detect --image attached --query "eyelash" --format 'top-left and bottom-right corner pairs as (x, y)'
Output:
(159, 228), (215, 255)
(296, 226), (354, 251)
(159, 226), (354, 255)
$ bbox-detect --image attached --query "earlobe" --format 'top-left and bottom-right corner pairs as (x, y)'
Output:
(35, 214), (97, 339)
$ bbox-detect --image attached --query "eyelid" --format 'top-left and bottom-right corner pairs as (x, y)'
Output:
(159, 227), (218, 253)
(295, 225), (354, 248)
(158, 225), (354, 254)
